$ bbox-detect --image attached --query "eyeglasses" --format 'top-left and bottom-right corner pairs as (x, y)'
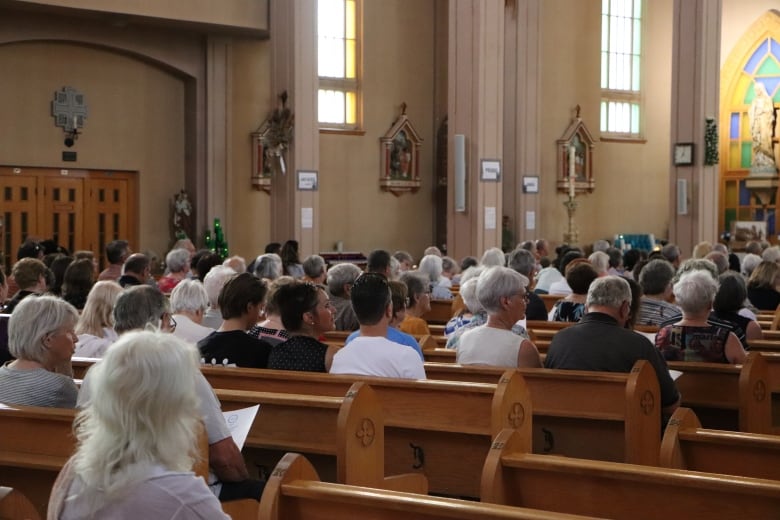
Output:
(169, 315), (177, 330)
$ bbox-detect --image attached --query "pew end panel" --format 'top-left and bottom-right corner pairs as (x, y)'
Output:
(660, 407), (780, 480)
(261, 452), (600, 520)
(0, 486), (40, 520)
(738, 352), (771, 433)
(482, 429), (780, 519)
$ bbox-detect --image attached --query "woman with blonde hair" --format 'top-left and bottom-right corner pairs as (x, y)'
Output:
(747, 260), (780, 310)
(74, 281), (123, 357)
(48, 330), (228, 518)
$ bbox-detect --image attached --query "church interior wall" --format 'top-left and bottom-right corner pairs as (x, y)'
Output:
(318, 0), (437, 258)
(722, 1), (778, 65)
(537, 0), (673, 250)
(0, 40), (186, 260)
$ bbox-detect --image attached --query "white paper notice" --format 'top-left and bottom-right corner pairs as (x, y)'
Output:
(301, 207), (313, 229)
(669, 370), (683, 381)
(222, 405), (259, 451)
(485, 206), (496, 230)
(525, 211), (536, 230)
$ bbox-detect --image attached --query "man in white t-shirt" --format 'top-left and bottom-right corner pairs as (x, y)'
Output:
(330, 272), (426, 380)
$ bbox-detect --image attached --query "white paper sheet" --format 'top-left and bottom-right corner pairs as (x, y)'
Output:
(222, 405), (259, 451)
(485, 206), (496, 230)
(525, 210), (536, 230)
(302, 207), (313, 229)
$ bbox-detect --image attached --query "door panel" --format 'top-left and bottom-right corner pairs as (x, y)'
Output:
(42, 177), (84, 255)
(84, 178), (130, 267)
(0, 176), (38, 270)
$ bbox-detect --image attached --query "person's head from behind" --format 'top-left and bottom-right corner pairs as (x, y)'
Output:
(423, 246), (442, 257)
(222, 255), (247, 274)
(76, 281), (124, 337)
(253, 253), (283, 280)
(557, 250), (584, 276)
(122, 253), (150, 280)
(264, 242), (282, 255)
(674, 258), (718, 284)
(326, 263), (362, 298)
(105, 240), (130, 266)
(748, 260), (780, 290)
(441, 256), (459, 280)
(588, 251), (610, 276)
(388, 280), (409, 326)
(218, 273), (267, 327)
(674, 270), (718, 316)
(165, 248), (191, 275)
(367, 249), (392, 277)
(638, 259), (676, 299)
(195, 253), (222, 282)
(714, 272), (747, 314)
(9, 295), (79, 367)
(480, 247), (505, 267)
(276, 281), (333, 335)
(566, 262), (599, 296)
(113, 285), (171, 334)
(705, 251), (728, 275)
(280, 240), (300, 265)
(72, 331), (201, 500)
(476, 266), (529, 321)
(393, 251), (414, 272)
(350, 273), (392, 326)
(418, 254), (443, 284)
(661, 243), (681, 267)
(63, 258), (95, 298)
(459, 277), (483, 314)
(12, 257), (49, 292)
(302, 255), (327, 284)
(48, 255), (73, 294)
(263, 276), (297, 318)
(741, 253), (762, 278)
(203, 265), (237, 309)
(170, 279), (209, 318)
(400, 271), (430, 314)
(17, 240), (43, 261)
(586, 276), (632, 325)
(460, 256), (479, 272)
(508, 248), (536, 278)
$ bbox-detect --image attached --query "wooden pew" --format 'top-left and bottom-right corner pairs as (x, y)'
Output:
(659, 407), (780, 480)
(481, 428), (780, 519)
(0, 487), (40, 520)
(421, 298), (454, 325)
(0, 404), (210, 518)
(213, 382), (426, 494)
(762, 351), (780, 434)
(667, 351), (771, 433)
(422, 347), (456, 363)
(422, 361), (661, 465)
(200, 365), (532, 498)
(538, 294), (563, 313)
(258, 452), (601, 520)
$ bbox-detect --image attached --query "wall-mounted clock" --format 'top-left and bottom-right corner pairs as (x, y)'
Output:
(674, 143), (694, 166)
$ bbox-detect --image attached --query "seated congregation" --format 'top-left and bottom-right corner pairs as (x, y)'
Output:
(0, 235), (779, 518)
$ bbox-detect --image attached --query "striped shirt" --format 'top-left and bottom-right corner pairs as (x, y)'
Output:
(0, 365), (78, 408)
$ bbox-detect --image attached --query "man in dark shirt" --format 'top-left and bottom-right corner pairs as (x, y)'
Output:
(198, 272), (271, 368)
(545, 276), (680, 418)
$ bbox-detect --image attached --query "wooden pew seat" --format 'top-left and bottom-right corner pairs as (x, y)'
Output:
(258, 452), (602, 520)
(659, 407), (780, 480)
(481, 428), (780, 519)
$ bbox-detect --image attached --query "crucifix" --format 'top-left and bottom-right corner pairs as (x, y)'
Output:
(52, 86), (88, 133)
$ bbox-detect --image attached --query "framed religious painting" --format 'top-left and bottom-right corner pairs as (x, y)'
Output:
(556, 105), (596, 195)
(380, 102), (422, 196)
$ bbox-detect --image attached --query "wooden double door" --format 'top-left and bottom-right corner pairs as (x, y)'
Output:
(0, 167), (137, 271)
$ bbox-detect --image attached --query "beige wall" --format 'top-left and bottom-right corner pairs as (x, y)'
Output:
(0, 41), (185, 258)
(722, 1), (779, 63)
(538, 0), (673, 250)
(228, 40), (273, 262)
(318, 0), (436, 258)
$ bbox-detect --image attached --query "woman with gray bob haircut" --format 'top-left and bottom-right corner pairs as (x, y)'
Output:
(170, 279), (215, 344)
(0, 295), (80, 408)
(455, 267), (542, 368)
(47, 330), (228, 519)
(655, 271), (746, 364)
(253, 253), (283, 281)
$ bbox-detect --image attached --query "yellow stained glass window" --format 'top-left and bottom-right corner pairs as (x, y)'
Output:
(318, 0), (361, 129)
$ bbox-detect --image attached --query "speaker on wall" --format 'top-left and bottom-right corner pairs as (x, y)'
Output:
(454, 134), (466, 212)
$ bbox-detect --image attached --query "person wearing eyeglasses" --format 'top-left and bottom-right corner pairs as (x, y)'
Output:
(397, 272), (432, 336)
(267, 281), (338, 372)
(331, 273), (426, 379)
(456, 266), (542, 369)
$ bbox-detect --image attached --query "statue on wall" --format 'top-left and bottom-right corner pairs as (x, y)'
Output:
(172, 189), (193, 239)
(749, 82), (777, 172)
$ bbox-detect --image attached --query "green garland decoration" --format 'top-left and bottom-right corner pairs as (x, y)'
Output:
(704, 118), (719, 166)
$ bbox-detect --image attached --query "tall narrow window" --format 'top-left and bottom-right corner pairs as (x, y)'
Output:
(318, 0), (361, 130)
(600, 0), (642, 137)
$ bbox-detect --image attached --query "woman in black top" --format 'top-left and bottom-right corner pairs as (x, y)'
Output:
(268, 282), (338, 372)
(747, 260), (780, 311)
(713, 272), (762, 349)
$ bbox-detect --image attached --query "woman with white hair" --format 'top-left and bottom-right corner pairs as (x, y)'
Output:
(0, 295), (79, 407)
(157, 248), (191, 294)
(253, 253), (283, 281)
(480, 247), (506, 268)
(456, 267), (542, 368)
(655, 271), (746, 364)
(170, 279), (215, 344)
(48, 331), (229, 519)
(418, 254), (453, 300)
